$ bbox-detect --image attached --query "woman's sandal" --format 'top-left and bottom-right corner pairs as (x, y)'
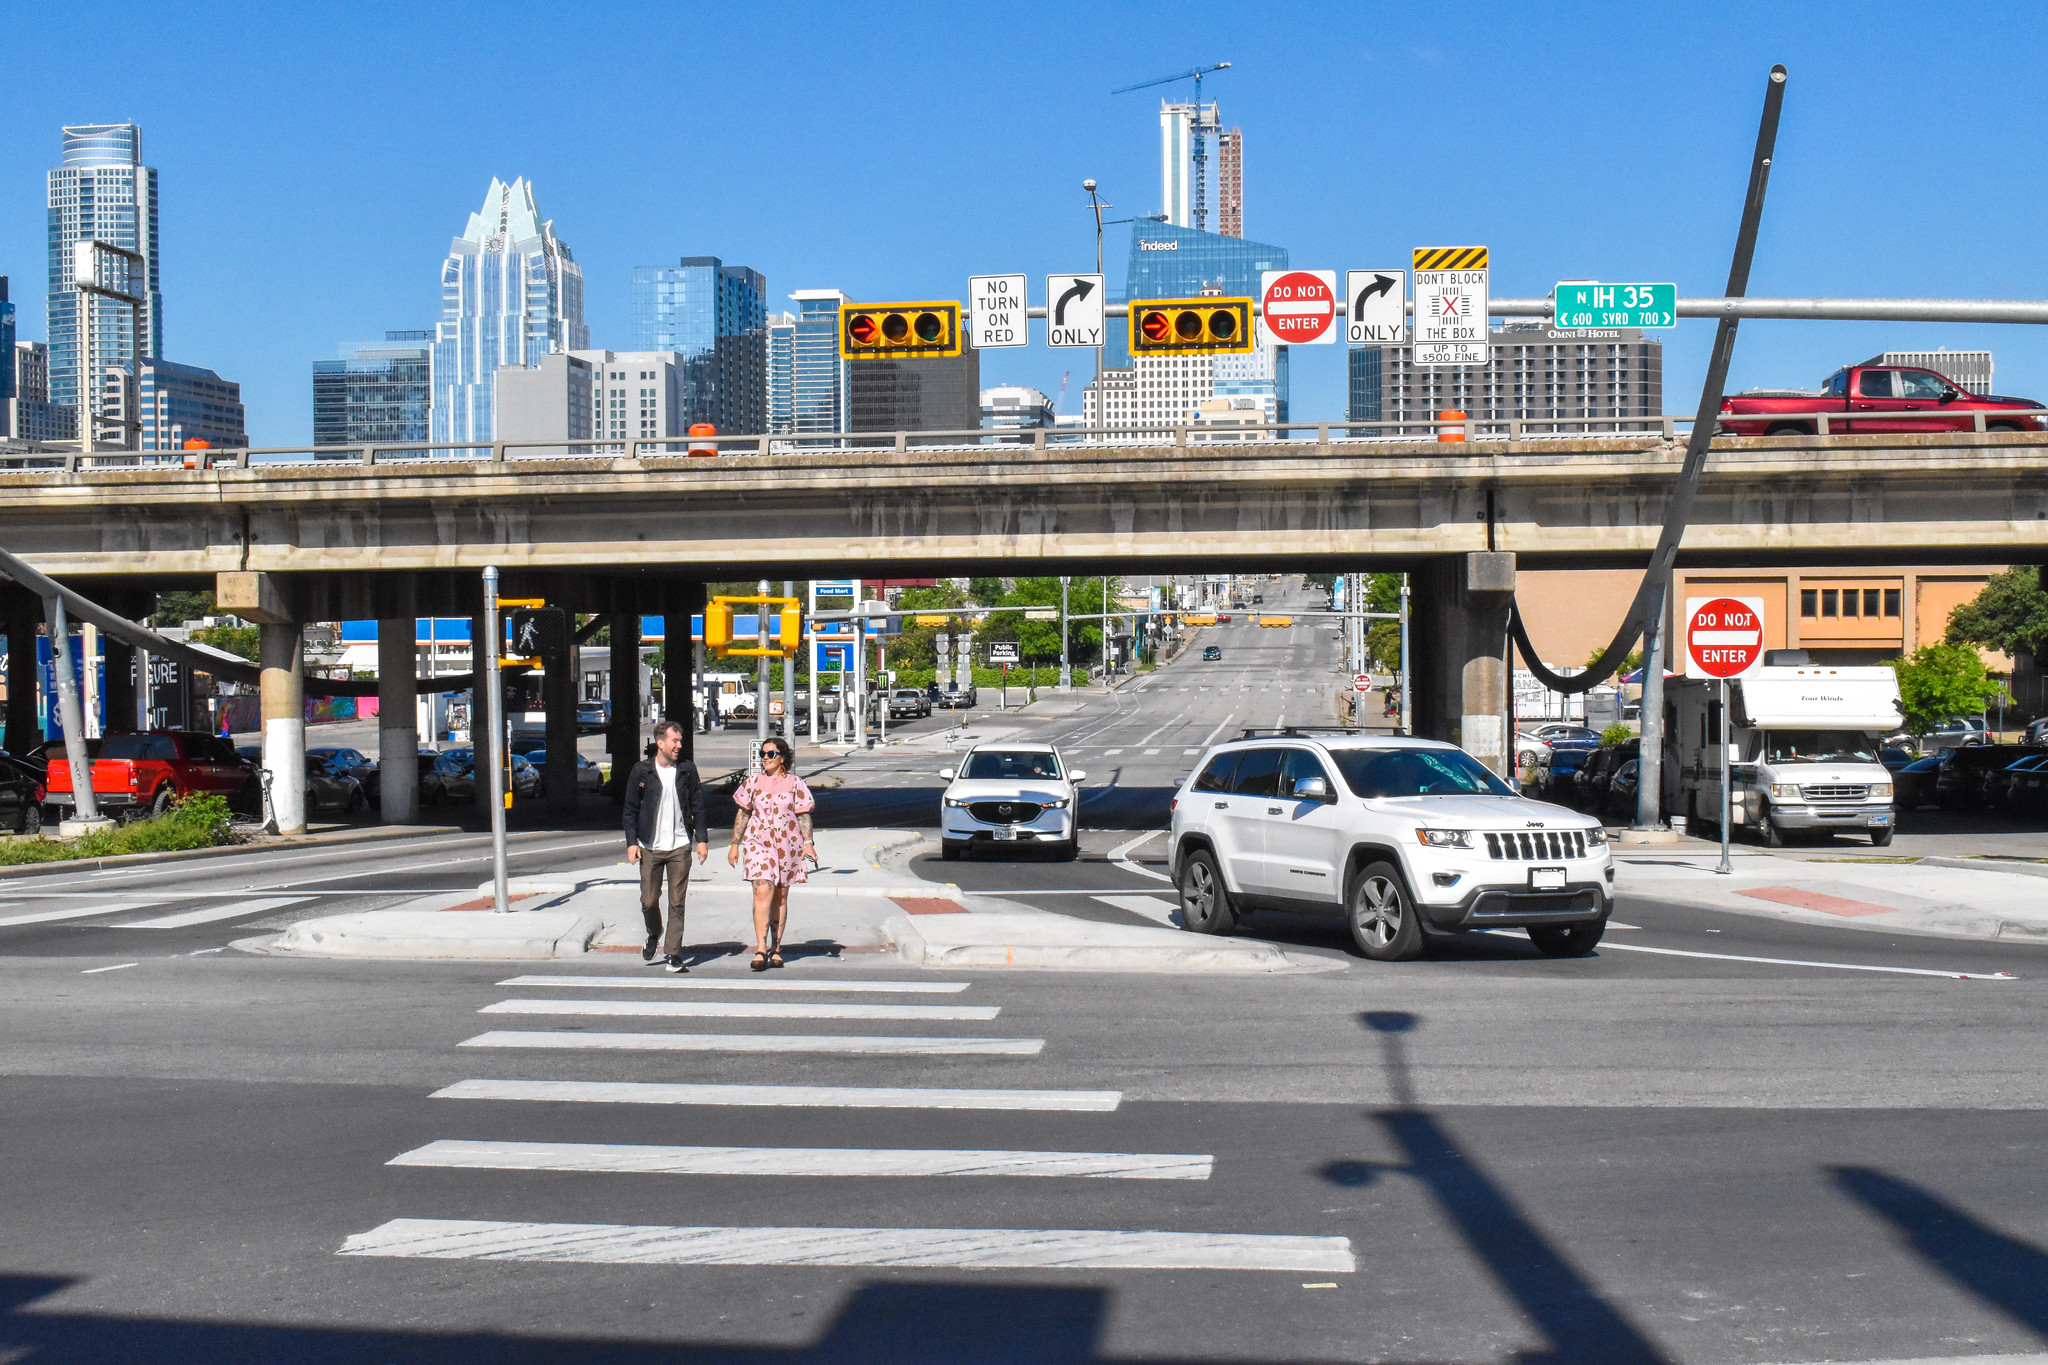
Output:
(749, 947), (769, 972)
(769, 946), (785, 969)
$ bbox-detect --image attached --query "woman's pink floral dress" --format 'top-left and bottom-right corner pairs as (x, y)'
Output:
(733, 772), (816, 886)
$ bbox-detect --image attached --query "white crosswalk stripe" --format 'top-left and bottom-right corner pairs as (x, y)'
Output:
(1095, 894), (1180, 927)
(460, 1030), (1045, 1055)
(0, 901), (154, 928)
(341, 1219), (1355, 1272)
(115, 896), (314, 929)
(499, 975), (968, 994)
(479, 998), (1001, 1022)
(432, 1079), (1122, 1111)
(390, 1138), (1211, 1180)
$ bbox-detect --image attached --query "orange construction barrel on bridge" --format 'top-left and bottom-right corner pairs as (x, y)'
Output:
(688, 423), (718, 456)
(1437, 410), (1467, 443)
(182, 437), (211, 469)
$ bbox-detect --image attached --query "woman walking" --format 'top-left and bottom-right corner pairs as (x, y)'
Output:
(727, 738), (817, 970)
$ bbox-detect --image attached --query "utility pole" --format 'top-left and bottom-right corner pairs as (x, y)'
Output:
(1059, 576), (1070, 691)
(482, 566), (509, 913)
(755, 579), (770, 755)
(1637, 578), (1669, 830)
(1084, 181), (1106, 390)
(1398, 575), (1412, 736)
(782, 579), (795, 748)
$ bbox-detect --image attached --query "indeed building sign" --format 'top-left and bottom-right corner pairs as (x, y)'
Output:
(1138, 239), (1179, 251)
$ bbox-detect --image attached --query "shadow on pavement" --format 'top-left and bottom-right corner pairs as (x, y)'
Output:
(0, 1275), (1329, 1364)
(1832, 1165), (2048, 1334)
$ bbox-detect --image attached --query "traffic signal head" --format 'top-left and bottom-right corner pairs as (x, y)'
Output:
(704, 601), (736, 652)
(1128, 298), (1254, 355)
(839, 302), (962, 359)
(779, 606), (803, 659)
(507, 606), (569, 659)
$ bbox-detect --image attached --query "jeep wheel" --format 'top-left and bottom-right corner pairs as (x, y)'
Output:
(1528, 920), (1606, 957)
(1177, 848), (1236, 935)
(1348, 861), (1424, 961)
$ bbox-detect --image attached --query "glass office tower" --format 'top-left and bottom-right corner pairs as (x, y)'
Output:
(46, 123), (162, 414)
(1110, 219), (1289, 417)
(0, 278), (13, 410)
(788, 290), (851, 437)
(765, 312), (797, 434)
(632, 256), (767, 434)
(431, 178), (587, 446)
(314, 331), (433, 450)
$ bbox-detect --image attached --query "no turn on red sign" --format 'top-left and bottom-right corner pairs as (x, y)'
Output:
(1685, 596), (1767, 679)
(1259, 270), (1338, 346)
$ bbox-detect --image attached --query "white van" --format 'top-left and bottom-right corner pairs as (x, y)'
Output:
(1664, 653), (1904, 846)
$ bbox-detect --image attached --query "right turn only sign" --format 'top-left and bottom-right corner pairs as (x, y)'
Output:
(1685, 596), (1766, 679)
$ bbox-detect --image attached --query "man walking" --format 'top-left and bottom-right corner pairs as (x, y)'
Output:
(622, 719), (709, 973)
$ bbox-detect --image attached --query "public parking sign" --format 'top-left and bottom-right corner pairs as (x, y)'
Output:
(1685, 596), (1766, 679)
(989, 642), (1020, 664)
(1554, 281), (1676, 329)
(1259, 269), (1339, 346)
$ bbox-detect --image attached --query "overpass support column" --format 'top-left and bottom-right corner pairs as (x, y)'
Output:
(606, 588), (643, 802)
(378, 618), (419, 824)
(541, 611), (576, 821)
(5, 586), (42, 752)
(101, 591), (143, 732)
(659, 581), (704, 761)
(1410, 553), (1516, 776)
(219, 573), (304, 834)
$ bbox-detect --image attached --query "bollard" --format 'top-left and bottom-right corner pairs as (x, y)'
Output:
(688, 423), (718, 457)
(1437, 410), (1467, 443)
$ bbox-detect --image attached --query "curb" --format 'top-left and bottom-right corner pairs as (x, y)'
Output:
(1916, 854), (2048, 882)
(0, 820), (477, 881)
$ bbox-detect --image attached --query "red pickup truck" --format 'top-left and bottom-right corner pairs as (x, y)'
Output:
(45, 731), (259, 820)
(1719, 362), (2045, 436)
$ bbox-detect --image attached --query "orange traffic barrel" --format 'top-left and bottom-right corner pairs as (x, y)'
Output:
(1437, 410), (1467, 443)
(688, 422), (718, 457)
(182, 437), (211, 469)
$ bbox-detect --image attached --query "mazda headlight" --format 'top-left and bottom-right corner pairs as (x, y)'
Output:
(942, 796), (971, 807)
(1415, 828), (1472, 848)
(1043, 797), (1069, 809)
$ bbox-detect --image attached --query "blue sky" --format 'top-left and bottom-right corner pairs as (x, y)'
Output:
(5, 1), (2047, 446)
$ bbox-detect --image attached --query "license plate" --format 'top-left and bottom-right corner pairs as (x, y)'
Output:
(994, 829), (1017, 840)
(1529, 867), (1567, 891)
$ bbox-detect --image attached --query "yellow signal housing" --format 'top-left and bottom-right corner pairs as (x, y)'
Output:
(706, 594), (803, 658)
(704, 600), (736, 652)
(839, 302), (962, 360)
(1127, 297), (1255, 356)
(779, 605), (803, 659)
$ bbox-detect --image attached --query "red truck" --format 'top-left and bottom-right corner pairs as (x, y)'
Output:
(44, 731), (259, 820)
(1719, 360), (2045, 436)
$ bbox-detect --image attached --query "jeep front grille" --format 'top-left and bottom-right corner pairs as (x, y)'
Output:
(1483, 830), (1588, 860)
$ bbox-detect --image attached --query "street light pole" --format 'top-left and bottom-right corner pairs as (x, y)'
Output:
(482, 566), (509, 913)
(1084, 180), (1106, 394)
(1059, 576), (1070, 691)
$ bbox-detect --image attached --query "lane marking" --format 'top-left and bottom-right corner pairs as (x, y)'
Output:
(1183, 748), (1200, 755)
(1103, 749), (1123, 756)
(1597, 941), (2016, 980)
(499, 975), (970, 994)
(1200, 713), (1237, 746)
(480, 999), (1001, 1022)
(1106, 829), (1173, 884)
(1095, 894), (1180, 927)
(432, 1079), (1122, 1111)
(82, 962), (138, 974)
(459, 1031), (1046, 1055)
(390, 1139), (1211, 1181)
(339, 1218), (1356, 1272)
(114, 895), (315, 929)
(1133, 712), (1189, 748)
(0, 902), (152, 928)
(1143, 748), (1161, 756)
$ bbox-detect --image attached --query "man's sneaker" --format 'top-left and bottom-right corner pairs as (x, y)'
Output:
(641, 934), (660, 964)
(664, 954), (687, 974)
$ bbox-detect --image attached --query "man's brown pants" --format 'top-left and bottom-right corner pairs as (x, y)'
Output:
(639, 846), (692, 955)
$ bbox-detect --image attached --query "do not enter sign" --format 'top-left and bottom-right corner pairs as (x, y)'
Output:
(1259, 269), (1338, 346)
(1685, 596), (1766, 679)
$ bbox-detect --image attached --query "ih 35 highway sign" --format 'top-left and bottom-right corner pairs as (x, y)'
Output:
(1554, 281), (1676, 329)
(1411, 246), (1489, 366)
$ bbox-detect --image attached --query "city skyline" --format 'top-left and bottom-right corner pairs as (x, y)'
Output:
(4, 4), (2048, 445)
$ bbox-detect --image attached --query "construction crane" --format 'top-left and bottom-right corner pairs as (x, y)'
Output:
(1111, 62), (1230, 232)
(1055, 370), (1070, 414)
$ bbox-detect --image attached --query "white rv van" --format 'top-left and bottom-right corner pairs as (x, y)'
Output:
(1664, 651), (1904, 847)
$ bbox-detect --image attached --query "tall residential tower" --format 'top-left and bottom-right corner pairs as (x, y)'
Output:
(46, 123), (161, 414)
(431, 178), (587, 446)
(631, 256), (767, 434)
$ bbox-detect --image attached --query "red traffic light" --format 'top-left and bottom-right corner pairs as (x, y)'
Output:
(1140, 310), (1170, 342)
(847, 313), (879, 346)
(838, 302), (962, 359)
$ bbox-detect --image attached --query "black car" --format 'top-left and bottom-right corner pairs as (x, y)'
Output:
(1894, 754), (1943, 810)
(1984, 752), (2048, 811)
(1568, 740), (1638, 812)
(1202, 646), (1223, 661)
(0, 752), (46, 834)
(1936, 744), (2046, 810)
(1603, 757), (1640, 821)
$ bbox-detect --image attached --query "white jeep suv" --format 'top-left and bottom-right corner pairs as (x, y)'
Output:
(1167, 731), (1613, 960)
(939, 743), (1084, 861)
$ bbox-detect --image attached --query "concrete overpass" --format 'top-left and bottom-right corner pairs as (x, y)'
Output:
(7, 427), (2044, 832)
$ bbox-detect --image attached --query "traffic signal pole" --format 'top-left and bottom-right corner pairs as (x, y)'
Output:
(483, 566), (509, 914)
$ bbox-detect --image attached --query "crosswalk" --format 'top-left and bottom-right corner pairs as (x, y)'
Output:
(0, 893), (316, 930)
(340, 970), (1357, 1275)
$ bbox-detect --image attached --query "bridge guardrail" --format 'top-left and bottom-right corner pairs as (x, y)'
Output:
(2, 406), (2041, 474)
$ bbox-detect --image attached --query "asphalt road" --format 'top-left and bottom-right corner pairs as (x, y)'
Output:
(5, 574), (2048, 1362)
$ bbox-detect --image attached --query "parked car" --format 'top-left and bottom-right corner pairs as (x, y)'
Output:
(1893, 754), (1944, 811)
(1719, 363), (2046, 436)
(308, 746), (376, 790)
(939, 685), (979, 711)
(1935, 744), (2045, 810)
(1203, 646), (1223, 661)
(1530, 730), (1603, 800)
(939, 743), (1084, 861)
(2027, 717), (2048, 746)
(889, 688), (932, 720)
(1603, 758), (1640, 821)
(1924, 716), (1990, 748)
(1169, 734), (1613, 960)
(1984, 752), (2048, 811)
(1570, 740), (1639, 812)
(45, 730), (260, 821)
(304, 755), (367, 814)
(0, 752), (47, 834)
(576, 700), (610, 734)
(2009, 756), (2048, 813)
(528, 749), (604, 797)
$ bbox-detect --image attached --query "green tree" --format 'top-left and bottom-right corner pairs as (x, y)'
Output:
(1890, 642), (2005, 734)
(1945, 566), (2048, 658)
(967, 577), (1008, 607)
(1585, 644), (1644, 675)
(153, 590), (216, 625)
(191, 624), (259, 661)
(888, 583), (968, 672)
(1301, 572), (1338, 595)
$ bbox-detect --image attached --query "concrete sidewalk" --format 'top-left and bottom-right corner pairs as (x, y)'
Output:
(1614, 844), (2048, 941)
(260, 822), (1319, 971)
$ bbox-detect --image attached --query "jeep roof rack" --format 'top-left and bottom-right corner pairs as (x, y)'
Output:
(1235, 726), (1373, 740)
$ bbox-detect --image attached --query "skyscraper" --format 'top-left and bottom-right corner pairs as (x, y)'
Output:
(431, 178), (587, 447)
(314, 331), (433, 449)
(788, 290), (851, 436)
(46, 123), (161, 414)
(1349, 323), (1663, 433)
(765, 312), (797, 434)
(135, 360), (246, 450)
(632, 257), (768, 434)
(0, 278), (13, 410)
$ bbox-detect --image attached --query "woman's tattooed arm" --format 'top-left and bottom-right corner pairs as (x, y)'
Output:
(797, 812), (814, 842)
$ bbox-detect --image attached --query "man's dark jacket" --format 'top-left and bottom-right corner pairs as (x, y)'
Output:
(621, 756), (708, 849)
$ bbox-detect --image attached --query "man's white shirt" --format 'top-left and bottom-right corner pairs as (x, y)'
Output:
(650, 762), (686, 852)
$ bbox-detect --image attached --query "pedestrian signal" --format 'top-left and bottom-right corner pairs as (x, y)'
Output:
(507, 606), (568, 658)
(780, 605), (803, 660)
(840, 302), (962, 359)
(704, 601), (736, 651)
(1128, 298), (1255, 355)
